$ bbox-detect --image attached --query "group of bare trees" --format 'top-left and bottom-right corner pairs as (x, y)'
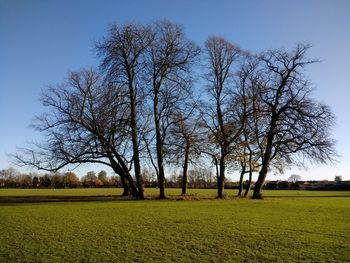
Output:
(15, 20), (336, 199)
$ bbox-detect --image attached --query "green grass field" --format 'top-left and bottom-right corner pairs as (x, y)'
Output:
(0, 189), (349, 262)
(1, 187), (349, 197)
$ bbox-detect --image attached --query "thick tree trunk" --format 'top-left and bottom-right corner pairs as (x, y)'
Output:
(181, 141), (190, 195)
(108, 157), (130, 196)
(252, 166), (267, 199)
(113, 155), (139, 198)
(217, 156), (225, 198)
(252, 115), (276, 199)
(120, 176), (130, 196)
(157, 158), (166, 198)
(252, 139), (273, 199)
(133, 159), (144, 199)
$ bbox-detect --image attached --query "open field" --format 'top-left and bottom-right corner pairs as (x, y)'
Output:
(1, 187), (350, 198)
(0, 190), (349, 262)
(0, 188), (349, 203)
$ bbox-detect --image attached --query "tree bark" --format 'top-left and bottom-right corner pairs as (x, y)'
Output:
(153, 90), (166, 199)
(244, 168), (253, 198)
(113, 154), (139, 198)
(217, 155), (225, 198)
(129, 82), (144, 200)
(120, 176), (129, 196)
(156, 145), (166, 199)
(244, 150), (253, 198)
(237, 163), (245, 197)
(181, 140), (190, 195)
(252, 166), (267, 199)
(252, 119), (275, 199)
(108, 156), (130, 196)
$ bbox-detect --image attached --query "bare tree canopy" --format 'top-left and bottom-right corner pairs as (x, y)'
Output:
(96, 22), (151, 199)
(144, 20), (200, 198)
(200, 36), (249, 198)
(14, 69), (139, 197)
(13, 20), (337, 200)
(250, 44), (336, 199)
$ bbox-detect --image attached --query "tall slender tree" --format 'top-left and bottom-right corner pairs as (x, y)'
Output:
(166, 110), (201, 194)
(201, 36), (245, 198)
(144, 20), (200, 198)
(96, 23), (151, 199)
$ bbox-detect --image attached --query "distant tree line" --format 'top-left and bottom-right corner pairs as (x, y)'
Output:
(0, 166), (228, 189)
(14, 20), (336, 199)
(3, 166), (348, 191)
(265, 180), (350, 191)
(0, 168), (121, 188)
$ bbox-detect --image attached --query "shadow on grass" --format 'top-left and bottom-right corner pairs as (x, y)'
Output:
(0, 194), (206, 204)
(1, 192), (349, 204)
(0, 195), (130, 204)
(262, 194), (350, 198)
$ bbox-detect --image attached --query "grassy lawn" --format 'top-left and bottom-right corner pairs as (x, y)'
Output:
(1, 187), (350, 198)
(0, 189), (349, 262)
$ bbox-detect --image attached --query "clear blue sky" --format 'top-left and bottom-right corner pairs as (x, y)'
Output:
(1, 0), (349, 180)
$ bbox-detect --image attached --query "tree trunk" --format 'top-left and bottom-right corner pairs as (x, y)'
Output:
(217, 155), (225, 198)
(120, 164), (139, 197)
(252, 139), (273, 199)
(153, 90), (166, 199)
(113, 155), (139, 198)
(244, 169), (252, 198)
(237, 163), (245, 197)
(216, 94), (227, 199)
(129, 84), (144, 200)
(244, 150), (253, 198)
(157, 156), (166, 198)
(108, 157), (130, 196)
(120, 176), (130, 196)
(252, 166), (267, 199)
(181, 141), (190, 195)
(252, 141), (272, 198)
(252, 115), (276, 199)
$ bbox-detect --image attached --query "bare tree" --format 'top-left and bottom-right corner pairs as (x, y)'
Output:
(201, 36), (246, 198)
(144, 20), (200, 198)
(96, 23), (151, 199)
(166, 110), (201, 194)
(251, 44), (336, 199)
(14, 69), (139, 197)
(234, 59), (262, 197)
